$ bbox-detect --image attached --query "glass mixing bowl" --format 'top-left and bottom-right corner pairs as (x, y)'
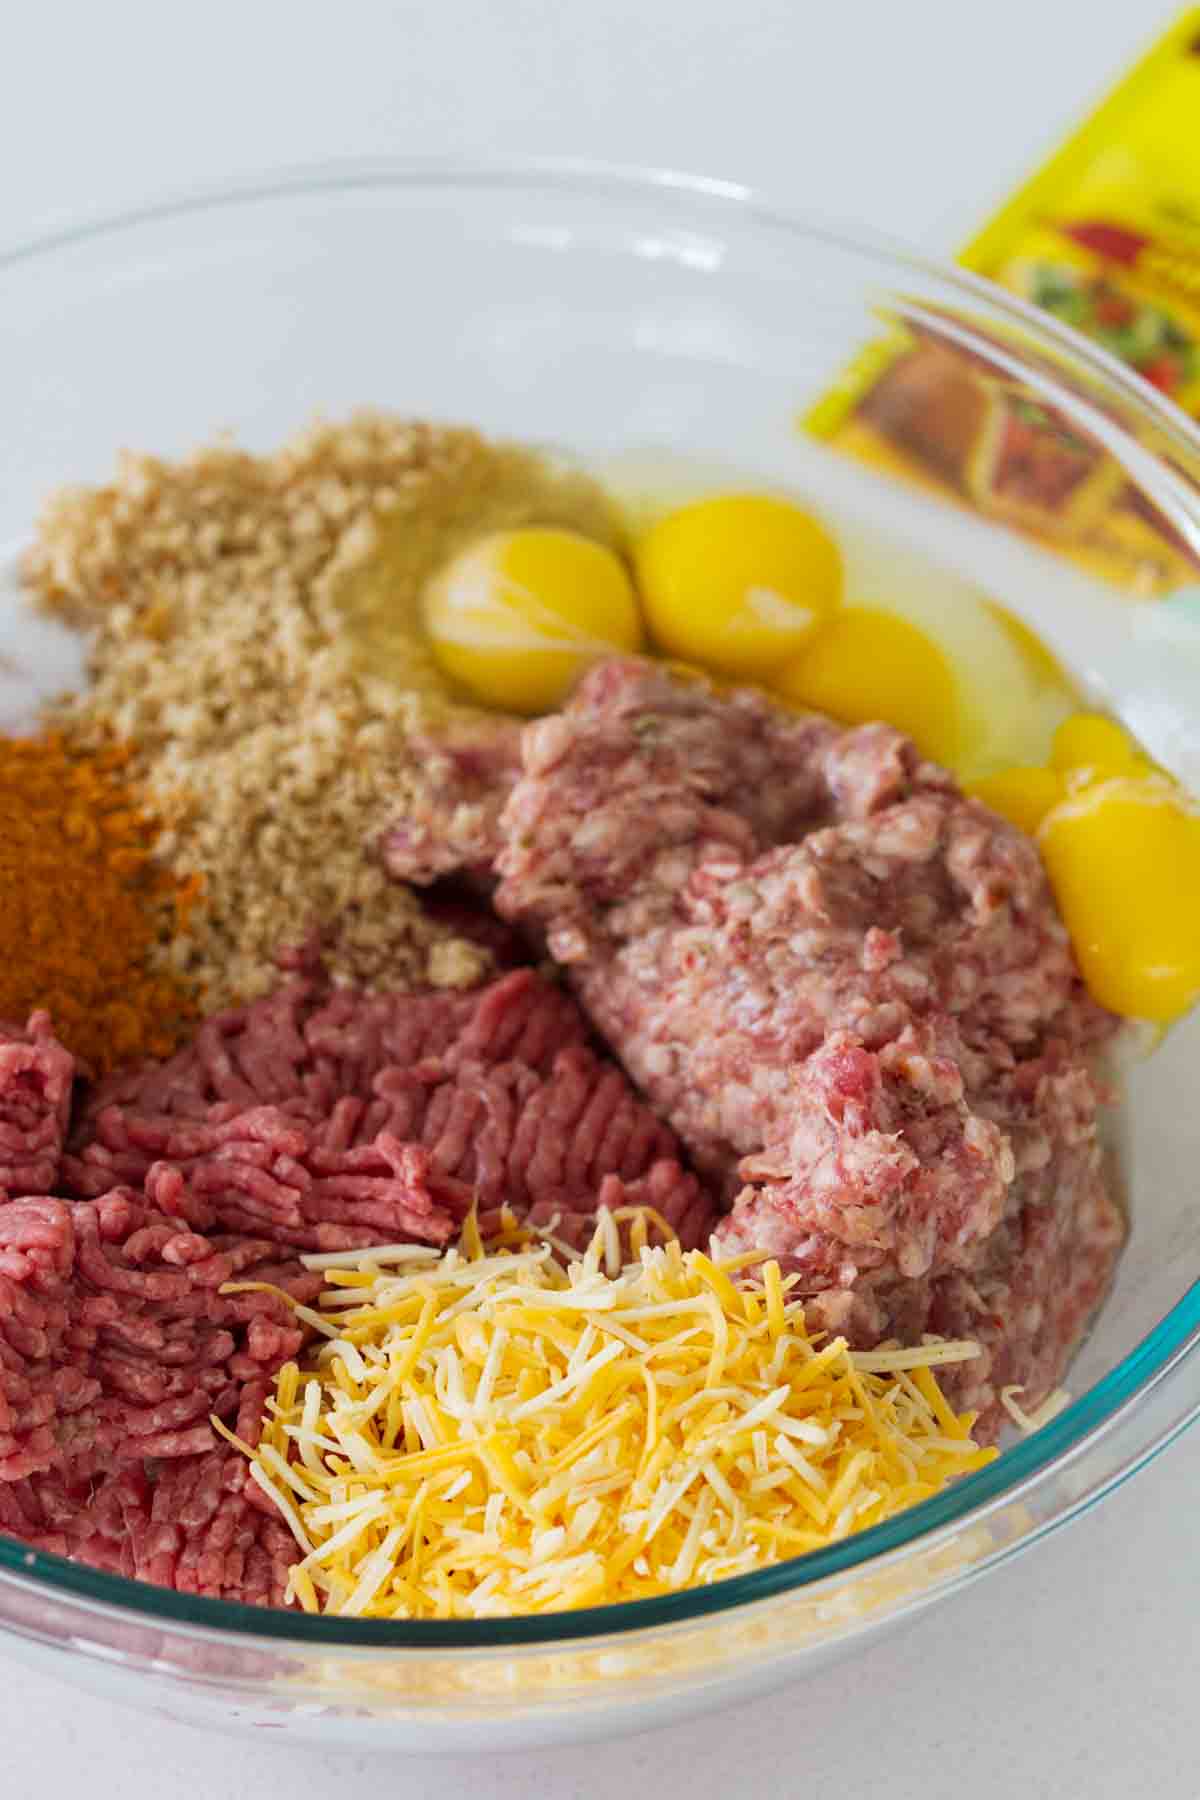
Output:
(1, 158), (1199, 1756)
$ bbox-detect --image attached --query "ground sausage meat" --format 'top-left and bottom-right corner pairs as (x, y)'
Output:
(402, 659), (1124, 1437)
(491, 663), (1096, 1183)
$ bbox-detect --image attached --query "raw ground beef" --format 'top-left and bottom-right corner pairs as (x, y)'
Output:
(0, 1401), (298, 1606)
(0, 1015), (74, 1194)
(0, 1188), (317, 1487)
(389, 659), (1124, 1439)
(0, 968), (715, 1599)
(67, 965), (710, 1252)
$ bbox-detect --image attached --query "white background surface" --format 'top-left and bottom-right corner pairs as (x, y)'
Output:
(2, 2), (1197, 1795)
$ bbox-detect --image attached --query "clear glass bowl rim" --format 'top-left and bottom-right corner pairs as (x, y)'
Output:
(2, 151), (1198, 1652)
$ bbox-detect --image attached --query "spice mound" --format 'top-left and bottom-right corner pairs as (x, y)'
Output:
(0, 733), (197, 1072)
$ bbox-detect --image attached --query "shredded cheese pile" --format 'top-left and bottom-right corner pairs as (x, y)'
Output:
(220, 1216), (996, 1619)
(1000, 1384), (1072, 1434)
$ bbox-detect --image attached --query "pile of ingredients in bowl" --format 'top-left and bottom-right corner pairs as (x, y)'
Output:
(2, 415), (1197, 1620)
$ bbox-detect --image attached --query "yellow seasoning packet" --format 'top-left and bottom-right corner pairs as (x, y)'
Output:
(806, 11), (1200, 597)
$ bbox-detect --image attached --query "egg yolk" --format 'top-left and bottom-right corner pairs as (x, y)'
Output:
(969, 765), (1065, 836)
(775, 606), (960, 764)
(633, 494), (841, 681)
(422, 528), (643, 714)
(985, 601), (1077, 695)
(1038, 776), (1200, 1023)
(977, 712), (1200, 1024)
(1050, 711), (1154, 789)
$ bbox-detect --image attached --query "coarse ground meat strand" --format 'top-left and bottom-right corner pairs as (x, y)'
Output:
(0, 1463), (147, 1578)
(0, 1434), (299, 1605)
(0, 1015), (75, 1195)
(128, 1446), (301, 1605)
(0, 1184), (319, 1486)
(0, 1200), (80, 1481)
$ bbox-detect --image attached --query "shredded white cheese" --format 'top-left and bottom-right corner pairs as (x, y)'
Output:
(219, 1216), (995, 1619)
(1000, 1384), (1072, 1434)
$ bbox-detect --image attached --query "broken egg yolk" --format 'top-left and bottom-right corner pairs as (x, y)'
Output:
(975, 713), (1200, 1024)
(775, 606), (960, 765)
(968, 765), (1066, 836)
(1049, 711), (1155, 788)
(422, 527), (643, 714)
(633, 494), (841, 680)
(1038, 775), (1200, 1024)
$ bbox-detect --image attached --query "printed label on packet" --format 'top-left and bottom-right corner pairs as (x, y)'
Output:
(806, 11), (1200, 597)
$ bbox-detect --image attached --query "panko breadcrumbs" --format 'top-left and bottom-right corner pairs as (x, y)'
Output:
(24, 416), (621, 1004)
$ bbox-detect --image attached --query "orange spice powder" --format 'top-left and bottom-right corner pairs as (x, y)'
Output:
(0, 732), (199, 1073)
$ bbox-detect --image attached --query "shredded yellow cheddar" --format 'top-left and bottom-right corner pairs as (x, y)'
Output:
(219, 1219), (996, 1619)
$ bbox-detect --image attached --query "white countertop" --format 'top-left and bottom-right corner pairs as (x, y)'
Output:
(2, 1), (1195, 1794)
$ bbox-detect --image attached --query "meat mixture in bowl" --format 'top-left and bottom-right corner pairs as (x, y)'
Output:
(0, 423), (1128, 1610)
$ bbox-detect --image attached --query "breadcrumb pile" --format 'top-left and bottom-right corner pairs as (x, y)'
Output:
(24, 417), (618, 1004)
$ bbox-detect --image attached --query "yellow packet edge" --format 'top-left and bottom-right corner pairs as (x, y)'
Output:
(959, 9), (1200, 276)
(803, 9), (1200, 443)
